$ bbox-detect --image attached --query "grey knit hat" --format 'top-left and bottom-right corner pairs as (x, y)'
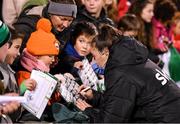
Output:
(48, 1), (77, 18)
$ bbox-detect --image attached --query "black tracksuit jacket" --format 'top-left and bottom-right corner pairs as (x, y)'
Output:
(83, 36), (180, 123)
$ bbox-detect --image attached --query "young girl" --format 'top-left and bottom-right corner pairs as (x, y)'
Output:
(153, 0), (177, 53)
(128, 0), (154, 46)
(152, 0), (178, 81)
(53, 21), (97, 82)
(128, 0), (164, 68)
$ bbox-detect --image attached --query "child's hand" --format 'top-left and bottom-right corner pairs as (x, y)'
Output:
(160, 45), (169, 52)
(159, 35), (170, 52)
(54, 74), (66, 84)
(74, 61), (83, 69)
(24, 79), (37, 91)
(76, 99), (92, 111)
(64, 73), (75, 80)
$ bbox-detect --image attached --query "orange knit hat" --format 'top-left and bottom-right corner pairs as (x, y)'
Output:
(26, 18), (59, 56)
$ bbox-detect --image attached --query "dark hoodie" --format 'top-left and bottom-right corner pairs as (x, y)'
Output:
(73, 6), (114, 27)
(83, 36), (180, 123)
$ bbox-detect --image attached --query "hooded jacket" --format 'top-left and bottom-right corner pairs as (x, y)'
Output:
(13, 4), (70, 53)
(83, 36), (180, 123)
(73, 6), (114, 27)
(53, 41), (84, 82)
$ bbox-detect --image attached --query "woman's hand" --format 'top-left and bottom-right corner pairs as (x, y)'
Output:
(76, 99), (92, 111)
(78, 85), (93, 100)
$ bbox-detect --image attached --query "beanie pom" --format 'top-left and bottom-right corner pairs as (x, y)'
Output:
(36, 18), (52, 33)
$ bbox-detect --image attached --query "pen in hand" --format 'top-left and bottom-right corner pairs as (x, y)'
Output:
(80, 86), (91, 93)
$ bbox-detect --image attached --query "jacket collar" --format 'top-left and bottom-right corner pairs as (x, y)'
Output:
(64, 41), (84, 60)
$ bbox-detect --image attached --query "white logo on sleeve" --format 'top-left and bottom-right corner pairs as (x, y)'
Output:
(155, 69), (170, 85)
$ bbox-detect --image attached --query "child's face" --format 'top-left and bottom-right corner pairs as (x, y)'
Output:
(83, 0), (104, 17)
(91, 45), (109, 67)
(5, 38), (22, 65)
(74, 34), (93, 57)
(50, 15), (74, 32)
(37, 55), (55, 69)
(141, 3), (154, 23)
(174, 21), (180, 35)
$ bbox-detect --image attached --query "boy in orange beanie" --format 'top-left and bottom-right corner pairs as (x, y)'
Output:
(17, 18), (59, 89)
(16, 18), (62, 121)
(17, 18), (60, 101)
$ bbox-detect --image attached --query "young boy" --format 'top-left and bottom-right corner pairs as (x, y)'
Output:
(51, 22), (97, 78)
(73, 0), (114, 27)
(17, 18), (59, 94)
(0, 28), (38, 122)
(16, 18), (61, 122)
(0, 20), (20, 117)
(0, 28), (36, 94)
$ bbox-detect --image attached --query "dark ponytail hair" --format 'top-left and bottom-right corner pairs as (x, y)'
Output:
(95, 24), (122, 50)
